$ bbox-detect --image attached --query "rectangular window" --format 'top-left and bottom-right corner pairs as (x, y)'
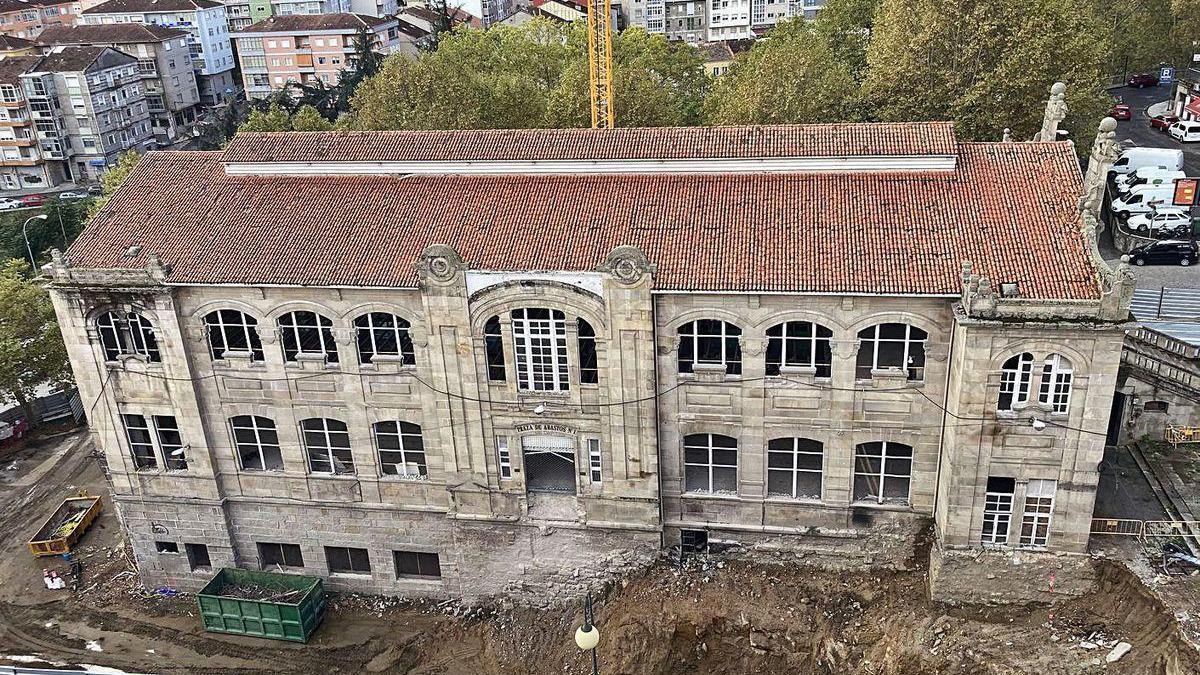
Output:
(258, 542), (304, 569)
(981, 476), (1015, 546)
(373, 421), (426, 477)
(496, 435), (512, 479)
(588, 438), (602, 484)
(122, 413), (158, 469)
(325, 546), (371, 574)
(153, 415), (187, 470)
(578, 319), (598, 384)
(1019, 479), (1056, 548)
(766, 437), (823, 500)
(852, 441), (912, 505)
(394, 550), (441, 578)
(185, 543), (211, 570)
(484, 316), (506, 381)
(511, 308), (569, 391)
(155, 541), (179, 553)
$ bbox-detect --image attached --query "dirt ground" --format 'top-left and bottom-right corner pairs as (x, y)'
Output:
(2, 431), (1200, 675)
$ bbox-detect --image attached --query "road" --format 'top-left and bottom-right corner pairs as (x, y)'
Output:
(1100, 84), (1200, 291)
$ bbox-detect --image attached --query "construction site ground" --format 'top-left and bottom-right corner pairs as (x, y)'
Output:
(2, 431), (1199, 675)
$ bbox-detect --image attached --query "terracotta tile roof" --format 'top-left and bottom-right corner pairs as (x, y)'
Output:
(224, 123), (959, 164)
(0, 35), (34, 51)
(68, 141), (1100, 299)
(0, 54), (37, 83)
(236, 13), (390, 34)
(83, 0), (221, 14)
(35, 23), (187, 45)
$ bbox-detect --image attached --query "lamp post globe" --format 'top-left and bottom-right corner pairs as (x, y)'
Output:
(575, 624), (599, 651)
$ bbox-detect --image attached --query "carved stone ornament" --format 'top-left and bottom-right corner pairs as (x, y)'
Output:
(258, 327), (280, 345)
(332, 327), (356, 346)
(417, 244), (466, 284)
(599, 245), (656, 285)
(740, 337), (766, 357)
(657, 334), (681, 356)
(829, 339), (859, 360)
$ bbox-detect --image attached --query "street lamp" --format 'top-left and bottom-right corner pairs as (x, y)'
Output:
(574, 593), (600, 675)
(21, 213), (48, 273)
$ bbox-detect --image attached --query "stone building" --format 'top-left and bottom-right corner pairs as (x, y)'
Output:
(48, 114), (1132, 604)
(1115, 288), (1200, 443)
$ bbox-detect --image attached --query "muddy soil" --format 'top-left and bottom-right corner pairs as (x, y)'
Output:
(2, 432), (1199, 675)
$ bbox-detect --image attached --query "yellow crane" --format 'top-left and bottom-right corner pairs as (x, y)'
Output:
(585, 0), (614, 129)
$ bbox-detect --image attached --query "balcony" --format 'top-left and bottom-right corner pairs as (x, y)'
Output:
(0, 137), (35, 147)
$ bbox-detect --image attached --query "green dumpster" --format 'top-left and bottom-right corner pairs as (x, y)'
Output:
(196, 568), (326, 643)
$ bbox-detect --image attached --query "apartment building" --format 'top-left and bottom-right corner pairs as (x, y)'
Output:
(0, 53), (54, 190)
(35, 24), (200, 145)
(232, 13), (397, 98)
(21, 45), (152, 181)
(221, 0), (398, 32)
(0, 0), (79, 40)
(623, 0), (822, 43)
(48, 103), (1132, 605)
(81, 0), (236, 104)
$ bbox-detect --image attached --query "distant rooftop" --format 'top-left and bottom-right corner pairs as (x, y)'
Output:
(236, 13), (391, 34)
(83, 0), (221, 14)
(35, 23), (187, 45)
(1131, 287), (1200, 321)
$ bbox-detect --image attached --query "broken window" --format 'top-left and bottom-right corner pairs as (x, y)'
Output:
(301, 418), (354, 475)
(510, 308), (569, 391)
(982, 476), (1015, 546)
(765, 321), (832, 377)
(277, 310), (338, 363)
(1019, 479), (1056, 548)
(855, 323), (926, 381)
(354, 312), (415, 365)
(372, 420), (426, 478)
(258, 542), (304, 569)
(229, 415), (284, 471)
(766, 437), (823, 500)
(998, 352), (1034, 411)
(185, 543), (211, 571)
(97, 310), (161, 362)
(852, 441), (912, 505)
(394, 550), (441, 578)
(678, 320), (741, 375)
(155, 541), (179, 553)
(204, 309), (264, 361)
(1038, 354), (1073, 414)
(153, 415), (187, 471)
(1144, 400), (1170, 413)
(484, 315), (506, 381)
(121, 413), (158, 469)
(521, 434), (577, 493)
(325, 546), (371, 574)
(578, 318), (598, 384)
(683, 433), (738, 494)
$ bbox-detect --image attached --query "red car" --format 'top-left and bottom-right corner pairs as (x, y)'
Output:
(1150, 113), (1179, 131)
(1128, 73), (1159, 88)
(18, 193), (45, 207)
(1110, 104), (1132, 121)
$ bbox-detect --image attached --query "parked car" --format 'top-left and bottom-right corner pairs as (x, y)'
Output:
(1109, 147), (1185, 176)
(1111, 184), (1175, 219)
(1114, 168), (1184, 196)
(86, 184), (103, 196)
(0, 198), (23, 211)
(1126, 208), (1194, 236)
(56, 190), (89, 200)
(1110, 104), (1132, 120)
(1128, 73), (1159, 88)
(1128, 240), (1199, 266)
(19, 193), (45, 207)
(1150, 113), (1179, 131)
(1168, 121), (1200, 142)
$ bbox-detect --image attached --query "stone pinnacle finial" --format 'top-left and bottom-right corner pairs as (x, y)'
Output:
(1002, 128), (1012, 143)
(1080, 116), (1121, 225)
(1035, 82), (1068, 142)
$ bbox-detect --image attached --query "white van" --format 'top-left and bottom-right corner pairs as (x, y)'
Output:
(1169, 121), (1200, 143)
(1115, 168), (1186, 196)
(1109, 147), (1185, 176)
(1111, 184), (1175, 219)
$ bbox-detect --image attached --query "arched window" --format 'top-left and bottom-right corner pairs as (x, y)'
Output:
(683, 433), (738, 494)
(511, 308), (568, 391)
(204, 309), (264, 361)
(372, 421), (426, 478)
(301, 418), (354, 474)
(229, 415), (283, 471)
(1038, 354), (1073, 414)
(578, 318), (598, 384)
(484, 315), (506, 381)
(998, 352), (1034, 411)
(766, 437), (823, 499)
(354, 312), (415, 365)
(96, 310), (161, 362)
(278, 311), (337, 363)
(856, 323), (926, 380)
(678, 320), (741, 375)
(852, 441), (912, 504)
(766, 321), (832, 377)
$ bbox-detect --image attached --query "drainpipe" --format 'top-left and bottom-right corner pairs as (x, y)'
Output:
(931, 316), (959, 543)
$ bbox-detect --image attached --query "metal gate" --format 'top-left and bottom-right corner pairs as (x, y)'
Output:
(522, 435), (577, 494)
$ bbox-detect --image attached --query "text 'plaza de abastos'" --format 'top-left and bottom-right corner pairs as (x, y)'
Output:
(47, 107), (1133, 605)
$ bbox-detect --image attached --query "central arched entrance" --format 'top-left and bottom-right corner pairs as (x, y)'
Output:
(521, 434), (577, 494)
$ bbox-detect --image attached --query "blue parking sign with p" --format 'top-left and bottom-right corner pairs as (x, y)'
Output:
(1160, 66), (1176, 84)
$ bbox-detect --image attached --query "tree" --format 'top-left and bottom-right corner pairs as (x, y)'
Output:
(863, 0), (1111, 144)
(704, 19), (860, 125)
(0, 259), (72, 426)
(290, 105), (334, 131)
(87, 151), (141, 220)
(239, 102), (294, 132)
(812, 0), (882, 81)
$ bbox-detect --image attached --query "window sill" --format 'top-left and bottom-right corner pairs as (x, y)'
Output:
(395, 575), (443, 583)
(680, 491), (741, 501)
(763, 496), (824, 506)
(240, 468), (286, 474)
(212, 357), (266, 371)
(308, 472), (359, 480)
(850, 500), (913, 512)
(379, 474), (430, 482)
(329, 571), (373, 579)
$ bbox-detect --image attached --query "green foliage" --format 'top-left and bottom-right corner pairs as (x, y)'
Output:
(704, 19), (859, 125)
(863, 0), (1111, 143)
(345, 20), (706, 129)
(0, 259), (72, 422)
(290, 105), (335, 131)
(812, 0), (881, 81)
(240, 102), (295, 132)
(86, 151), (141, 221)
